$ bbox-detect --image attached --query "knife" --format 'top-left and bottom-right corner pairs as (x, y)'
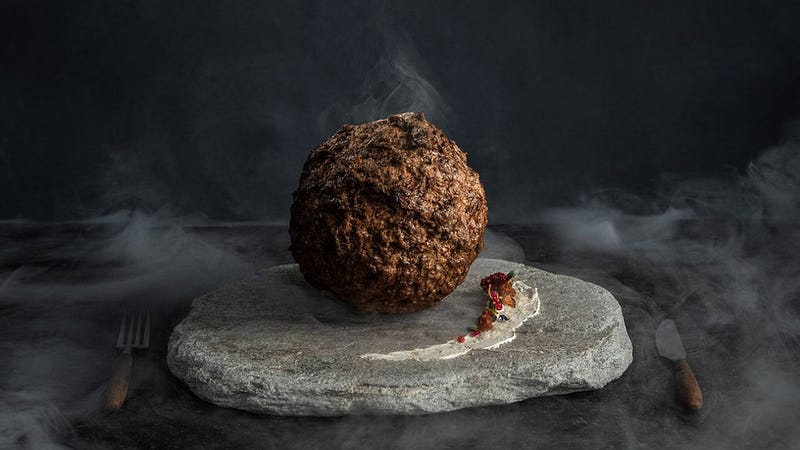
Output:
(656, 319), (703, 410)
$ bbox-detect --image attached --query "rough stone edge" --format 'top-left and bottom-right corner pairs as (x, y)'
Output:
(167, 260), (634, 416)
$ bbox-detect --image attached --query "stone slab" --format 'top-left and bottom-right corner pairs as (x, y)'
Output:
(167, 258), (633, 416)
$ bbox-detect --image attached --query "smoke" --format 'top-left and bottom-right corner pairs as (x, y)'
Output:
(747, 131), (800, 221)
(0, 210), (262, 448)
(1, 0), (799, 444)
(0, 210), (527, 448)
(96, 146), (178, 216)
(538, 130), (800, 447)
(316, 32), (452, 136)
(1, 210), (251, 304)
(2, 135), (799, 447)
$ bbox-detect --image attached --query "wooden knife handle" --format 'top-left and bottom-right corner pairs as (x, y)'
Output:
(674, 359), (703, 410)
(102, 349), (132, 412)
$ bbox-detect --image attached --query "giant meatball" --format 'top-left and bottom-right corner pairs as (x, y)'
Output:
(290, 112), (488, 313)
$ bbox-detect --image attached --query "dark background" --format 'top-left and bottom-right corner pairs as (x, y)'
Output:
(2, 2), (800, 449)
(2, 0), (799, 222)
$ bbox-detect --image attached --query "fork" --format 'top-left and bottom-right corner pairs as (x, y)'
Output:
(102, 310), (150, 412)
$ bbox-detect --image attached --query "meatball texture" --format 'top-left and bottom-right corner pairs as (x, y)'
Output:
(290, 112), (488, 313)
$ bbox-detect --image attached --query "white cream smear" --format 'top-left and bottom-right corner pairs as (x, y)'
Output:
(361, 281), (540, 361)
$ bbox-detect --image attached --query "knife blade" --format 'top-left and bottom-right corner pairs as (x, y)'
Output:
(656, 319), (703, 410)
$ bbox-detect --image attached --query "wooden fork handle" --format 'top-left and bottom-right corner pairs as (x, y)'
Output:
(674, 359), (703, 410)
(102, 349), (132, 412)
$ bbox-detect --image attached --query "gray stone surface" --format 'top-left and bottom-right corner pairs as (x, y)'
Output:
(167, 258), (632, 416)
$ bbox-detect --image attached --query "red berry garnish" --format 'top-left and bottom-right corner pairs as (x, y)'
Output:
(480, 272), (508, 291)
(457, 335), (466, 343)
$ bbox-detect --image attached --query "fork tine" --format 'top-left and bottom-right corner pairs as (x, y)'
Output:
(116, 310), (128, 348)
(142, 312), (151, 348)
(133, 312), (142, 347)
(126, 310), (136, 348)
(115, 309), (151, 349)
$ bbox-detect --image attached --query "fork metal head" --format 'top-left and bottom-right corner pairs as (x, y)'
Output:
(116, 310), (150, 350)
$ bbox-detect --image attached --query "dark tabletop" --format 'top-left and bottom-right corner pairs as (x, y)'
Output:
(1, 220), (798, 449)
